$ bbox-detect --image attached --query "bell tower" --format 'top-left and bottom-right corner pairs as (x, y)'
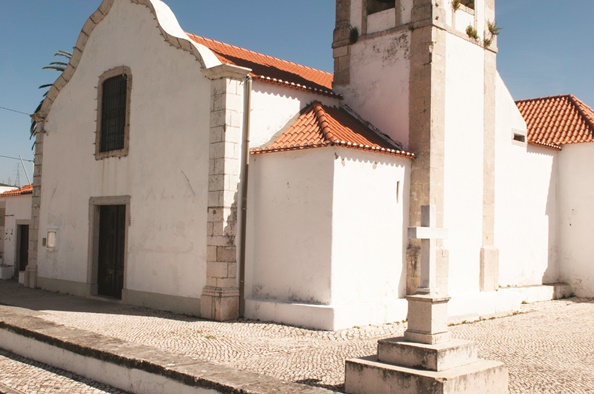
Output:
(333, 0), (501, 295)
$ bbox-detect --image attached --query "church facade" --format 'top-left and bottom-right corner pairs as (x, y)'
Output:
(27, 0), (593, 330)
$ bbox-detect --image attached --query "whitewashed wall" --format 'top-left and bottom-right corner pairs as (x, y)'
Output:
(558, 143), (594, 297)
(494, 75), (559, 287)
(245, 147), (411, 329)
(334, 32), (411, 147)
(331, 148), (410, 326)
(249, 83), (340, 148)
(1, 195), (31, 268)
(38, 0), (211, 301)
(443, 34), (485, 296)
(245, 148), (334, 305)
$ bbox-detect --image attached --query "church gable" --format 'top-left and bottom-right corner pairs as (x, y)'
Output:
(35, 0), (222, 123)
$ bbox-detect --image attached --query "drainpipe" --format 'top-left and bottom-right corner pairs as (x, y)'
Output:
(238, 75), (252, 316)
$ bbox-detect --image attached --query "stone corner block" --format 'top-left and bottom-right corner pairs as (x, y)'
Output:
(200, 286), (239, 321)
(480, 246), (500, 291)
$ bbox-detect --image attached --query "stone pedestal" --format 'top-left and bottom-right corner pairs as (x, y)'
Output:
(404, 294), (450, 345)
(345, 204), (508, 393)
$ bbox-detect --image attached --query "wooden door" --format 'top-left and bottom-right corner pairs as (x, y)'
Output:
(97, 205), (126, 298)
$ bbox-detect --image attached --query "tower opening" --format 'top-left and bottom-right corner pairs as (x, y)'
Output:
(367, 0), (395, 15)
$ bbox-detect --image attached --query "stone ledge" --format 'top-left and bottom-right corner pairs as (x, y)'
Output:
(0, 312), (331, 394)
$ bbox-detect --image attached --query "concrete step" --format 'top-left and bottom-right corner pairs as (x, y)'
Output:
(377, 337), (477, 372)
(345, 355), (508, 394)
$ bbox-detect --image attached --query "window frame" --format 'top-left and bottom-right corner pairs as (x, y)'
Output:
(95, 66), (132, 160)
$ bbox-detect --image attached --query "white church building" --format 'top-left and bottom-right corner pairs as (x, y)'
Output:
(26, 0), (593, 330)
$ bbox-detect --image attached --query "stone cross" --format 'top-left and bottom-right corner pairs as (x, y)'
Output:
(408, 205), (447, 294)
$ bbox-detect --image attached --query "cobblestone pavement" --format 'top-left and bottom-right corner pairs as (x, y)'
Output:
(0, 349), (128, 394)
(0, 281), (593, 393)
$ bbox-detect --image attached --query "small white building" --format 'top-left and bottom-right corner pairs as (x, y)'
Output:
(514, 95), (594, 298)
(26, 0), (593, 330)
(0, 185), (32, 280)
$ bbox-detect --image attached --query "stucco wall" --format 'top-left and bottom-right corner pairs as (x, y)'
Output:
(245, 148), (334, 305)
(38, 0), (210, 299)
(331, 148), (410, 306)
(494, 75), (559, 287)
(1, 195), (31, 267)
(558, 143), (594, 296)
(443, 34), (485, 296)
(334, 31), (411, 147)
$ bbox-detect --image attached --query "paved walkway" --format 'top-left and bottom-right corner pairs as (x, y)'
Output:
(0, 280), (592, 393)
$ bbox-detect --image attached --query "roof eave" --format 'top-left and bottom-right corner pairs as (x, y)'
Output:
(250, 143), (415, 159)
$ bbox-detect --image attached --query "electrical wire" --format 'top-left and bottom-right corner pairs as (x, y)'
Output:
(0, 106), (30, 116)
(0, 154), (33, 162)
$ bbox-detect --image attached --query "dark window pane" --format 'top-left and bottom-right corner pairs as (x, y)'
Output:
(100, 75), (127, 152)
(368, 0), (395, 15)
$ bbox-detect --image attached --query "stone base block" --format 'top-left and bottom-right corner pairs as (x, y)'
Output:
(405, 293), (450, 344)
(551, 283), (573, 299)
(24, 266), (37, 288)
(18, 271), (27, 286)
(378, 338), (477, 372)
(200, 286), (239, 321)
(0, 265), (14, 280)
(345, 356), (508, 394)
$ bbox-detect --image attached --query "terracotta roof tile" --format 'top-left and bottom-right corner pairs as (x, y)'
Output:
(516, 94), (594, 147)
(187, 34), (338, 97)
(251, 101), (414, 159)
(0, 184), (32, 197)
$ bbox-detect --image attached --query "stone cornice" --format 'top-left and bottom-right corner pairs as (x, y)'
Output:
(202, 64), (251, 81)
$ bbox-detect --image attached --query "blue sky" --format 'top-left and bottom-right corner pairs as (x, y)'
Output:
(0, 0), (592, 185)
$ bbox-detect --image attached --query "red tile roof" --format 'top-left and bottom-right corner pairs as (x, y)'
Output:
(0, 184), (32, 197)
(516, 94), (594, 147)
(188, 34), (337, 97)
(251, 101), (414, 158)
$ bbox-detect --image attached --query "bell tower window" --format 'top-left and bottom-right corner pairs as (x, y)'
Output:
(461, 0), (475, 10)
(367, 0), (395, 15)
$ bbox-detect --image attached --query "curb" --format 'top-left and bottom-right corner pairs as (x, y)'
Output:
(0, 313), (331, 394)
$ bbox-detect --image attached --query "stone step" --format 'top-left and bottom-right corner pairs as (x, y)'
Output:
(345, 355), (508, 394)
(377, 337), (478, 372)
